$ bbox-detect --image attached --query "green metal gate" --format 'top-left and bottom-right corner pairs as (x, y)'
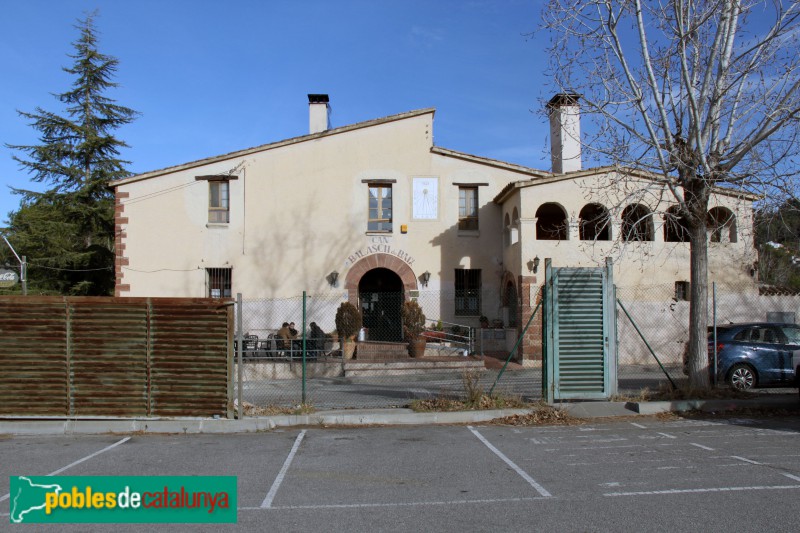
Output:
(544, 258), (617, 402)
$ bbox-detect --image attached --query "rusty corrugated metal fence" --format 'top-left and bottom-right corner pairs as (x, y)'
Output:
(0, 297), (233, 418)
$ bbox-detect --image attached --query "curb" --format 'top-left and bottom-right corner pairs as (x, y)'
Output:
(0, 409), (532, 436)
(626, 397), (800, 415)
(1, 398), (796, 436)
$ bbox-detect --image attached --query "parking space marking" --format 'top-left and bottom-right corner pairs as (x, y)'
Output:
(630, 423), (647, 429)
(783, 473), (800, 482)
(261, 430), (306, 509)
(605, 484), (800, 497)
(656, 432), (676, 439)
(241, 496), (548, 511)
(467, 426), (552, 498)
(731, 455), (761, 465)
(690, 443), (715, 451)
(0, 437), (130, 504)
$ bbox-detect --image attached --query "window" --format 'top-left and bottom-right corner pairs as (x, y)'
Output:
(208, 181), (229, 223)
(621, 204), (654, 241)
(455, 269), (481, 316)
(536, 203), (568, 240)
(708, 207), (737, 243)
(674, 281), (690, 301)
(458, 186), (479, 230)
(664, 206), (690, 242)
(579, 203), (610, 241)
(207, 268), (232, 298)
(368, 184), (392, 232)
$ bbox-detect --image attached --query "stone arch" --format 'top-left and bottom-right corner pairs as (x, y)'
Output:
(536, 202), (569, 240)
(664, 205), (691, 242)
(708, 207), (738, 243)
(343, 253), (419, 302)
(579, 203), (611, 241)
(621, 203), (654, 242)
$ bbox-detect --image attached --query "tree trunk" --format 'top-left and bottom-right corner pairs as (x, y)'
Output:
(687, 213), (710, 389)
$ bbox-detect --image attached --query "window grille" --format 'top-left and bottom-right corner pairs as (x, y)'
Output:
(674, 281), (690, 301)
(207, 268), (232, 298)
(455, 269), (481, 316)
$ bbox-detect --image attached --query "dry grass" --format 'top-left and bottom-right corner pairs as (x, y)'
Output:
(410, 394), (528, 412)
(409, 369), (529, 412)
(240, 402), (315, 416)
(612, 383), (762, 403)
(491, 402), (583, 426)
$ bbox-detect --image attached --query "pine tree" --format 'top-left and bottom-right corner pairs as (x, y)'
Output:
(5, 12), (138, 295)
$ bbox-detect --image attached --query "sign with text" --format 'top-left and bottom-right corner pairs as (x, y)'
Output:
(8, 476), (237, 524)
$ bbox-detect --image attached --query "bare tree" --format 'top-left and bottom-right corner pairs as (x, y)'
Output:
(542, 0), (800, 388)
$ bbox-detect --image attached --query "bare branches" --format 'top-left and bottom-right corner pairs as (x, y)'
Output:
(542, 0), (800, 200)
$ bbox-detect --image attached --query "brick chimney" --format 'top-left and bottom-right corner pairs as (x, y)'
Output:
(547, 93), (582, 174)
(308, 94), (330, 134)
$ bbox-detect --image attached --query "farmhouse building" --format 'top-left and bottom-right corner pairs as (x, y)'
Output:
(112, 94), (757, 361)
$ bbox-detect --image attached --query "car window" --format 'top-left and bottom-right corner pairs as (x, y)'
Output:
(780, 325), (800, 344)
(762, 328), (777, 343)
(736, 327), (777, 344)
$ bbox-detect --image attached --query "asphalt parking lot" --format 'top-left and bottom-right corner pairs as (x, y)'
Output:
(2, 413), (799, 532)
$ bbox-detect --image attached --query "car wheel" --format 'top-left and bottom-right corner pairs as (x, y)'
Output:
(728, 364), (757, 390)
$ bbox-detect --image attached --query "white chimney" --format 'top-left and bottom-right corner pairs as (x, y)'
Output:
(547, 94), (582, 174)
(308, 94), (330, 134)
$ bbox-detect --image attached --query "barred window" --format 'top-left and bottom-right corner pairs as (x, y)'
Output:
(209, 181), (229, 223)
(207, 268), (232, 298)
(458, 186), (479, 230)
(455, 269), (481, 316)
(368, 184), (393, 232)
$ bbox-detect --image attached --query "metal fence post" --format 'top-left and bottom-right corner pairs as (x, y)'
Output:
(236, 293), (243, 420)
(712, 282), (717, 387)
(302, 290), (307, 405)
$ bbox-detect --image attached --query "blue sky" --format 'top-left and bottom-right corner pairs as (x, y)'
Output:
(0, 0), (555, 225)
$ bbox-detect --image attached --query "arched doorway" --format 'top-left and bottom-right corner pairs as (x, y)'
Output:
(359, 268), (404, 342)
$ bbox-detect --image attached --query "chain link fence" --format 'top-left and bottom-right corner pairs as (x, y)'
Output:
(232, 290), (542, 412)
(231, 281), (798, 413)
(616, 282), (800, 395)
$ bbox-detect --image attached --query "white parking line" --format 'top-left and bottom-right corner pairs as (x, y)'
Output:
(731, 456), (761, 465)
(630, 423), (647, 429)
(0, 437), (131, 503)
(782, 473), (800, 482)
(242, 496), (549, 511)
(261, 430), (306, 509)
(605, 484), (800, 497)
(690, 443), (715, 451)
(656, 432), (677, 439)
(467, 426), (552, 498)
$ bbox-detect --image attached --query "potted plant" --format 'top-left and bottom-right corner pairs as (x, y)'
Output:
(402, 300), (427, 358)
(335, 301), (362, 359)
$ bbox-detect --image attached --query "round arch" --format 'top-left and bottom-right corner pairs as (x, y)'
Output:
(536, 202), (569, 240)
(343, 253), (420, 303)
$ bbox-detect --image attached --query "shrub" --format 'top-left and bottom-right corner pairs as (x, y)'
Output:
(402, 300), (426, 340)
(335, 301), (362, 339)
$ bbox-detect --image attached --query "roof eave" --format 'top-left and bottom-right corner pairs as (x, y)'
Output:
(113, 108), (436, 187)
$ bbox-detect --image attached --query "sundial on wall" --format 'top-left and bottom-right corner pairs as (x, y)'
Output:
(412, 177), (438, 220)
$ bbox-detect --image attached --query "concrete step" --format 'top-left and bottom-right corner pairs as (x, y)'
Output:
(356, 341), (409, 361)
(343, 358), (485, 377)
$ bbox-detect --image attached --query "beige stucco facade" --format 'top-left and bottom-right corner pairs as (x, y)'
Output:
(113, 99), (757, 344)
